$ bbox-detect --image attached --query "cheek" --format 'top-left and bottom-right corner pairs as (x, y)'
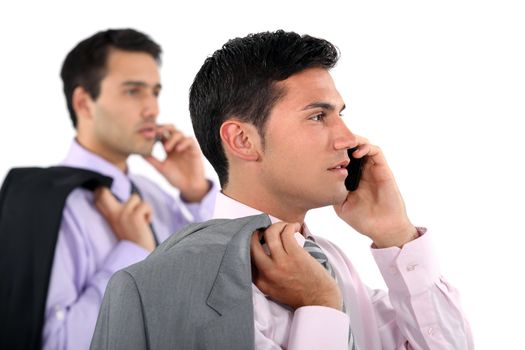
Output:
(274, 147), (314, 182)
(267, 133), (319, 166)
(99, 103), (136, 130)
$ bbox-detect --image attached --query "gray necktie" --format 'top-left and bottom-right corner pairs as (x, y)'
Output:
(130, 181), (159, 246)
(303, 238), (357, 350)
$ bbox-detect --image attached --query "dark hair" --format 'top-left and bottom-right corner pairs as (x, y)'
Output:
(60, 28), (162, 127)
(189, 30), (339, 187)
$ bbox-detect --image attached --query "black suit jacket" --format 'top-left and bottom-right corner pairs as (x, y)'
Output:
(0, 166), (112, 350)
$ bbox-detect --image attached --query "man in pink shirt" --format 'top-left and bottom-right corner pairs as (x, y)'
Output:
(189, 30), (473, 349)
(93, 30), (473, 349)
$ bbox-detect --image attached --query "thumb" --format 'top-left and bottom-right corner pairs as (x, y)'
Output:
(94, 187), (121, 218)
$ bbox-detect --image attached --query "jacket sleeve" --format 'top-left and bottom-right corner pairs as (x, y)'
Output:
(90, 270), (148, 350)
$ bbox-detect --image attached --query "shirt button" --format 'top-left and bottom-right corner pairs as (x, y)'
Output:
(406, 263), (418, 272)
(55, 306), (65, 321)
(389, 266), (398, 274)
(427, 327), (435, 336)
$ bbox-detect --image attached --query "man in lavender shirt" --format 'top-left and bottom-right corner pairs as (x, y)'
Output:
(42, 29), (216, 349)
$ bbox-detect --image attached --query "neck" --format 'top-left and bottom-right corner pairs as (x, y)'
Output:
(75, 136), (128, 172)
(222, 182), (307, 224)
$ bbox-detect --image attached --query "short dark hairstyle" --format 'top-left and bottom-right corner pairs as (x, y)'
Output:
(189, 30), (339, 187)
(61, 28), (162, 127)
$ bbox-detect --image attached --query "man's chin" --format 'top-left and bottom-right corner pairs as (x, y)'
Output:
(133, 144), (155, 157)
(328, 183), (351, 204)
(308, 187), (349, 209)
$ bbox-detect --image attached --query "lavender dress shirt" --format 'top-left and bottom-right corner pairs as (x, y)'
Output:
(213, 193), (474, 349)
(42, 141), (217, 350)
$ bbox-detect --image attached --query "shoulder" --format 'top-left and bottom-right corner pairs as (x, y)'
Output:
(62, 187), (95, 215)
(124, 215), (271, 279)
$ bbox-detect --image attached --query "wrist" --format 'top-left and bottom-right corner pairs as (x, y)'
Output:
(305, 281), (342, 311)
(372, 224), (418, 248)
(180, 180), (210, 203)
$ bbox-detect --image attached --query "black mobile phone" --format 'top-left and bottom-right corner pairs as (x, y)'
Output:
(345, 147), (365, 191)
(155, 129), (172, 143)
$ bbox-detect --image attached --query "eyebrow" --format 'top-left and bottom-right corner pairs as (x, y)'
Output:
(302, 102), (346, 113)
(121, 81), (162, 90)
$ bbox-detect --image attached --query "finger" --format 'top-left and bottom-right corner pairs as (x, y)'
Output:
(250, 231), (273, 270)
(263, 222), (289, 259)
(280, 223), (304, 254)
(362, 144), (387, 167)
(133, 202), (153, 224)
(156, 124), (177, 133)
(94, 188), (121, 218)
(164, 131), (185, 153)
(350, 136), (370, 158)
(350, 137), (387, 167)
(121, 194), (142, 219)
(364, 144), (381, 157)
(155, 124), (177, 142)
(174, 137), (196, 153)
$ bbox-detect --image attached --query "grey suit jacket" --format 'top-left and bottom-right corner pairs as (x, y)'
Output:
(90, 214), (272, 350)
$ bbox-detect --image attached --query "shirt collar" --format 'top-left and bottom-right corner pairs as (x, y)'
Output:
(60, 139), (132, 201)
(213, 192), (312, 238)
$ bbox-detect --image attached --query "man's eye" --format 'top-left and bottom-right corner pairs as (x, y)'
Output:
(126, 89), (141, 96)
(310, 113), (325, 121)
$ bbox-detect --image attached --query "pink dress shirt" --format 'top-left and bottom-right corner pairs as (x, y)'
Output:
(213, 193), (474, 349)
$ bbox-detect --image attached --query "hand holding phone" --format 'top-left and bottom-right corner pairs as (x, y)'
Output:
(155, 128), (172, 143)
(345, 147), (365, 191)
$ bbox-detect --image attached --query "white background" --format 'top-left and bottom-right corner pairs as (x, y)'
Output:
(1, 0), (523, 348)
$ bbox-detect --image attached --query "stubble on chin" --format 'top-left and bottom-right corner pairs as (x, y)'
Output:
(307, 187), (348, 210)
(131, 140), (155, 157)
(331, 185), (349, 206)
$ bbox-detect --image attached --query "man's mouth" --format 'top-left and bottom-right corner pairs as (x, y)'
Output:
(137, 126), (157, 139)
(328, 160), (350, 170)
(327, 160), (350, 176)
(328, 168), (348, 178)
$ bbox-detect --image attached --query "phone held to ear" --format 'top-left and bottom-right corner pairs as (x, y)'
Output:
(155, 129), (171, 143)
(345, 147), (365, 192)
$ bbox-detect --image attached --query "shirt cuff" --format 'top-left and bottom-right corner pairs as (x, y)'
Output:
(288, 306), (349, 349)
(372, 228), (441, 295)
(180, 180), (217, 221)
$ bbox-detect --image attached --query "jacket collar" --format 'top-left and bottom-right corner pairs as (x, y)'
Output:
(205, 213), (272, 316)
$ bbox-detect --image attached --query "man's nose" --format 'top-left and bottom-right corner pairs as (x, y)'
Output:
(142, 93), (159, 120)
(333, 119), (357, 150)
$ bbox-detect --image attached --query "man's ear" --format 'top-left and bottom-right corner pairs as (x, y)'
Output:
(220, 120), (261, 161)
(72, 86), (93, 121)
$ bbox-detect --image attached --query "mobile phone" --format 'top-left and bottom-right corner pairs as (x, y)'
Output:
(155, 129), (171, 143)
(345, 147), (365, 191)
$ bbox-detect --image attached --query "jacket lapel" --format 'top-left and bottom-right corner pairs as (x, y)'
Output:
(204, 214), (271, 348)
